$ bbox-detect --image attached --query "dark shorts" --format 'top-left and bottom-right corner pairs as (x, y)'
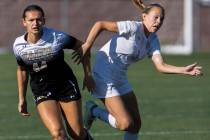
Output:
(31, 78), (81, 105)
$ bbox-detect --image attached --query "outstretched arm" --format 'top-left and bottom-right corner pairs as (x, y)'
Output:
(17, 65), (30, 116)
(83, 21), (118, 51)
(151, 54), (202, 76)
(72, 21), (118, 63)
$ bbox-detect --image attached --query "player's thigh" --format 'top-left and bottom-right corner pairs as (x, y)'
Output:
(120, 92), (141, 132)
(102, 92), (141, 121)
(59, 99), (83, 131)
(122, 92), (141, 126)
(122, 92), (140, 117)
(37, 100), (64, 132)
(101, 94), (131, 122)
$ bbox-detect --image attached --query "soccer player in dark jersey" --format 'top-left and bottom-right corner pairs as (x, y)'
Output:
(13, 5), (94, 140)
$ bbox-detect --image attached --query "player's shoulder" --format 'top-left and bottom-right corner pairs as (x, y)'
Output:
(129, 20), (142, 32)
(43, 27), (70, 41)
(13, 34), (27, 50)
(44, 27), (68, 36)
(14, 34), (25, 45)
(129, 20), (141, 25)
(118, 20), (142, 33)
(119, 20), (141, 27)
(13, 34), (27, 56)
(127, 20), (142, 27)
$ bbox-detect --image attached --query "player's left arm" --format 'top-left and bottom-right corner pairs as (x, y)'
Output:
(63, 35), (81, 50)
(151, 53), (202, 76)
(64, 35), (84, 62)
(74, 40), (95, 92)
(66, 37), (95, 92)
(80, 49), (95, 92)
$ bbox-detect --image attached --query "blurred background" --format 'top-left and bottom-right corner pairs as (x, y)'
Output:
(0, 0), (210, 140)
(0, 0), (210, 53)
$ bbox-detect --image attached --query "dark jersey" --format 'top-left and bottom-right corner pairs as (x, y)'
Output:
(13, 27), (79, 95)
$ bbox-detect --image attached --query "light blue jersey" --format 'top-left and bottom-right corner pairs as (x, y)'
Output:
(100, 21), (161, 69)
(92, 21), (161, 98)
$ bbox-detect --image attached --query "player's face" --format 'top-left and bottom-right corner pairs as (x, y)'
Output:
(23, 10), (45, 35)
(142, 7), (164, 33)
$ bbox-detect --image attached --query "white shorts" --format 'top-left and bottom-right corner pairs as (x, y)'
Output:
(91, 51), (133, 98)
(91, 72), (132, 98)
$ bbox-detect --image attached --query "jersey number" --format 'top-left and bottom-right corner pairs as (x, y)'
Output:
(33, 61), (47, 72)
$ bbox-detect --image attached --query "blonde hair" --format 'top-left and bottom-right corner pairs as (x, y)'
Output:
(132, 0), (146, 10)
(132, 0), (165, 17)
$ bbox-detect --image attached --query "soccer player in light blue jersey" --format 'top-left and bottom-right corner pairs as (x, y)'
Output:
(13, 5), (94, 140)
(73, 0), (202, 140)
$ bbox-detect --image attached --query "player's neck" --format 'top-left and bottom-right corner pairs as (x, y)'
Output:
(143, 24), (151, 38)
(27, 31), (43, 44)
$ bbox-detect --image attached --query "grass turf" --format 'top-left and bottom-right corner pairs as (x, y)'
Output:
(0, 52), (209, 140)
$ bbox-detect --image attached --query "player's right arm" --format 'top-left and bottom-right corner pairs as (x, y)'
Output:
(72, 21), (118, 63)
(17, 65), (30, 116)
(83, 21), (118, 56)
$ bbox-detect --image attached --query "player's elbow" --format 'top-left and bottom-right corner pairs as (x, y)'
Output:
(156, 67), (165, 73)
(95, 21), (110, 31)
(95, 21), (104, 29)
(155, 64), (167, 73)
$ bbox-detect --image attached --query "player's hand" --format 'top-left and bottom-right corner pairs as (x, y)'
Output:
(72, 43), (90, 64)
(72, 47), (83, 65)
(184, 62), (202, 76)
(83, 74), (96, 92)
(18, 100), (30, 117)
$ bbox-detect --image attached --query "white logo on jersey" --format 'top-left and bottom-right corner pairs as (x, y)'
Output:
(33, 61), (47, 72)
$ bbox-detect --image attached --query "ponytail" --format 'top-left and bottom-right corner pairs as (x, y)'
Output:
(132, 0), (146, 11)
(132, 0), (165, 17)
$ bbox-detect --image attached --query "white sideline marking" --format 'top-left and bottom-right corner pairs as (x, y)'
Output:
(0, 130), (210, 139)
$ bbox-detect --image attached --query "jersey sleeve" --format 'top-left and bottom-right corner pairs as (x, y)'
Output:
(13, 43), (25, 66)
(147, 35), (161, 57)
(56, 32), (77, 49)
(117, 21), (138, 36)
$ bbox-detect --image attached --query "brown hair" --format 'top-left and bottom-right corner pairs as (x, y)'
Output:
(22, 4), (45, 19)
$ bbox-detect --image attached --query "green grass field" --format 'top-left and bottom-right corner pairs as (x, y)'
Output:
(0, 52), (210, 140)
